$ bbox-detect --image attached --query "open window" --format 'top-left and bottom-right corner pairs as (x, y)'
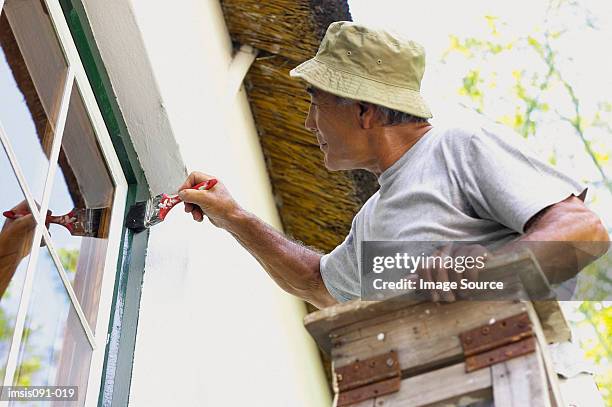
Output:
(0, 0), (128, 405)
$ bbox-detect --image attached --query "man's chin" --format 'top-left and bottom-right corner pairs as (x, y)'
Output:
(323, 159), (348, 172)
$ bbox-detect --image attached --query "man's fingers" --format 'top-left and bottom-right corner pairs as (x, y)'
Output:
(433, 265), (455, 302)
(11, 213), (36, 231)
(184, 202), (194, 213)
(192, 208), (204, 222)
(11, 200), (31, 213)
(464, 245), (487, 282)
(178, 189), (204, 205)
(177, 171), (215, 193)
(432, 247), (456, 302)
(418, 266), (439, 302)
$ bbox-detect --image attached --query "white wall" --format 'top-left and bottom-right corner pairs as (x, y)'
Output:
(82, 1), (331, 406)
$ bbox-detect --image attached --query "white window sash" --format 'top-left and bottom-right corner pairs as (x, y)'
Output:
(0, 66), (75, 390)
(0, 2), (129, 405)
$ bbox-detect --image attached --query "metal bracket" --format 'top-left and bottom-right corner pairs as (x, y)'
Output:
(460, 312), (536, 372)
(335, 350), (401, 406)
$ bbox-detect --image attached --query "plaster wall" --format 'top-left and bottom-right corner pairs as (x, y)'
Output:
(81, 1), (330, 406)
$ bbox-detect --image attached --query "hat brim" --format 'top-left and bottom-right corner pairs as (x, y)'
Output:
(290, 58), (432, 119)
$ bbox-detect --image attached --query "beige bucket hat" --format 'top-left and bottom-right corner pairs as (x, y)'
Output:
(290, 21), (432, 119)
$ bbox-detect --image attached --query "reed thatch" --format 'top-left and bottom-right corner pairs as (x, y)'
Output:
(221, 0), (379, 253)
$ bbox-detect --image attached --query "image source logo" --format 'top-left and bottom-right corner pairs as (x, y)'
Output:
(360, 241), (611, 302)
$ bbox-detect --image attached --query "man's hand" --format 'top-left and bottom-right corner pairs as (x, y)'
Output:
(177, 171), (243, 231)
(417, 243), (489, 302)
(175, 170), (336, 309)
(1, 201), (38, 298)
(1, 200), (37, 259)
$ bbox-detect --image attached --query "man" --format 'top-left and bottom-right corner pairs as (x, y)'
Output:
(178, 22), (608, 309)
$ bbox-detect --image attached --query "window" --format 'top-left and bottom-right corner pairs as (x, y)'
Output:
(0, 0), (128, 405)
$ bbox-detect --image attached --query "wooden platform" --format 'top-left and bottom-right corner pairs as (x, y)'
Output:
(303, 253), (601, 406)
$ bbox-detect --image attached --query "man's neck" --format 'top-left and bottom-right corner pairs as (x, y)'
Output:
(367, 123), (433, 176)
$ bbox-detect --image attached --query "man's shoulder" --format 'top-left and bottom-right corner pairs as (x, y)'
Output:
(434, 122), (523, 151)
(427, 125), (479, 157)
(434, 125), (476, 144)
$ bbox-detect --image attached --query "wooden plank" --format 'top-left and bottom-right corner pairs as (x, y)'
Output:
(372, 362), (492, 406)
(305, 298), (423, 355)
(331, 300), (527, 374)
(492, 352), (551, 407)
(305, 251), (539, 354)
(525, 302), (565, 407)
(531, 300), (571, 344)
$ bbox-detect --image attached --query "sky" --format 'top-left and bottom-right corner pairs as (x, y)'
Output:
(0, 39), (91, 385)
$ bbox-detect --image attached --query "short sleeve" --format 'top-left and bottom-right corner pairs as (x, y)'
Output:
(463, 127), (587, 233)
(319, 218), (360, 302)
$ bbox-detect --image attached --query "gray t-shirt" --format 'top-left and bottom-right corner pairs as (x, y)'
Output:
(320, 124), (586, 302)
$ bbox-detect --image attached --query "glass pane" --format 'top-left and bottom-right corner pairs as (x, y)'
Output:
(12, 243), (91, 407)
(47, 85), (114, 331)
(0, 0), (68, 200)
(0, 143), (38, 379)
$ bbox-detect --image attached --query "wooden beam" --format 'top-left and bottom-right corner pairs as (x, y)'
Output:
(305, 252), (571, 354)
(330, 300), (528, 373)
(365, 362), (492, 407)
(492, 352), (551, 407)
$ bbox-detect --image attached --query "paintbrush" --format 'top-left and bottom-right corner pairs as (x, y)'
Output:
(125, 179), (218, 233)
(3, 207), (108, 237)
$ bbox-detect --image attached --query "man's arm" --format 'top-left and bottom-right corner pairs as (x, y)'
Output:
(522, 195), (607, 241)
(178, 172), (338, 309)
(507, 195), (610, 283)
(426, 195), (609, 301)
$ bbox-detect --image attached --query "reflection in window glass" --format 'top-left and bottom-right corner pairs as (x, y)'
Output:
(0, 145), (36, 380)
(13, 244), (91, 407)
(0, 0), (68, 200)
(47, 85), (114, 331)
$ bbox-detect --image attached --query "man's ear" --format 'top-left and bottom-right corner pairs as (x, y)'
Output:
(357, 102), (377, 129)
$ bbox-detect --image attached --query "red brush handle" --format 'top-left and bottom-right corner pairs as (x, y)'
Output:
(3, 209), (76, 232)
(157, 178), (218, 221)
(3, 210), (17, 218)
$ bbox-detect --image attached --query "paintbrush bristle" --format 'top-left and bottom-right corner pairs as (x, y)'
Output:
(59, 208), (106, 237)
(125, 201), (148, 233)
(125, 195), (164, 233)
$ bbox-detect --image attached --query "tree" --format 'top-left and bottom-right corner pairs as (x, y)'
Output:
(443, 1), (612, 404)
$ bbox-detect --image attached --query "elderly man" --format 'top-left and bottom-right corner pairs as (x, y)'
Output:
(178, 21), (608, 309)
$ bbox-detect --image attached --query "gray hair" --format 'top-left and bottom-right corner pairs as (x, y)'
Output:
(336, 95), (429, 125)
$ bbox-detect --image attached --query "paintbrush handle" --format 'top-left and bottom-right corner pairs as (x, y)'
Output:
(157, 178), (218, 221)
(3, 210), (36, 219)
(3, 209), (77, 232)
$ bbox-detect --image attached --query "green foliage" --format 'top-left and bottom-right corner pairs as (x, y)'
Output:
(459, 69), (484, 112)
(444, 1), (612, 404)
(443, 3), (612, 194)
(0, 303), (42, 385)
(57, 248), (79, 276)
(577, 302), (612, 403)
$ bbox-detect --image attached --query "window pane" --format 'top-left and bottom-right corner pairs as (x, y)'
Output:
(47, 85), (114, 331)
(0, 0), (68, 200)
(12, 244), (91, 407)
(0, 144), (37, 380)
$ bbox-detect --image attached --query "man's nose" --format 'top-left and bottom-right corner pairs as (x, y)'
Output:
(304, 104), (317, 132)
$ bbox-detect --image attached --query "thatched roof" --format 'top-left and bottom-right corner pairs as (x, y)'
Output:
(221, 0), (379, 253)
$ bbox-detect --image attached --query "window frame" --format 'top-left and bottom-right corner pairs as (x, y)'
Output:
(0, 0), (132, 404)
